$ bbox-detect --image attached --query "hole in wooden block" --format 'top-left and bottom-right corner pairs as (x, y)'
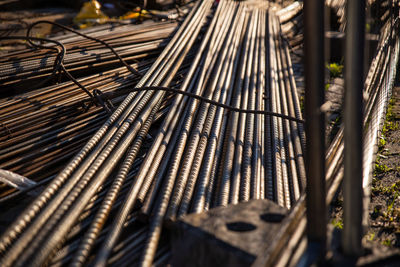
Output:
(260, 213), (285, 223)
(226, 221), (257, 232)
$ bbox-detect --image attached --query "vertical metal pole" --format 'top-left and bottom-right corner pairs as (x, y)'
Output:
(343, 0), (365, 257)
(304, 0), (326, 257)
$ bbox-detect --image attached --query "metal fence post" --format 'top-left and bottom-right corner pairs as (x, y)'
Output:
(343, 0), (365, 257)
(304, 0), (326, 260)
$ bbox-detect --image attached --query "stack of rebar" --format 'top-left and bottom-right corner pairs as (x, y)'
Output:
(0, 20), (178, 94)
(131, 2), (305, 265)
(0, 0), (307, 266)
(278, 1), (303, 50)
(0, 19), (187, 198)
(259, 13), (400, 267)
(276, 1), (304, 113)
(0, 60), (185, 198)
(0, 1), (214, 266)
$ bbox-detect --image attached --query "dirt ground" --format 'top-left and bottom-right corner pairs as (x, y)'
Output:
(330, 85), (400, 258)
(366, 85), (400, 249)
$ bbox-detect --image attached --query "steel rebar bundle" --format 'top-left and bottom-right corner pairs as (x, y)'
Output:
(129, 3), (306, 265)
(0, 1), (213, 266)
(0, 1), (308, 266)
(0, 20), (178, 94)
(0, 19), (189, 198)
(258, 16), (400, 266)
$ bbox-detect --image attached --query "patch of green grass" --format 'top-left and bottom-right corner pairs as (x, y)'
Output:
(366, 232), (375, 241)
(378, 137), (386, 151)
(382, 239), (392, 247)
(382, 98), (399, 133)
(388, 199), (395, 211)
(377, 97), (398, 158)
(387, 98), (396, 120)
(384, 199), (395, 218)
(372, 177), (379, 188)
(325, 83), (330, 91)
(384, 121), (399, 132)
(366, 23), (371, 33)
(332, 218), (343, 229)
(372, 181), (400, 198)
(326, 62), (344, 78)
(372, 184), (383, 194)
(390, 181), (400, 192)
(377, 186), (400, 222)
(374, 163), (391, 176)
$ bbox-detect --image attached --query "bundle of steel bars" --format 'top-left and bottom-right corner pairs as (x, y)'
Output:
(0, 19), (188, 198)
(0, 61), (186, 198)
(0, 1), (213, 266)
(133, 2), (305, 265)
(0, 20), (177, 94)
(278, 1), (303, 49)
(259, 16), (400, 267)
(0, 0), (307, 266)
